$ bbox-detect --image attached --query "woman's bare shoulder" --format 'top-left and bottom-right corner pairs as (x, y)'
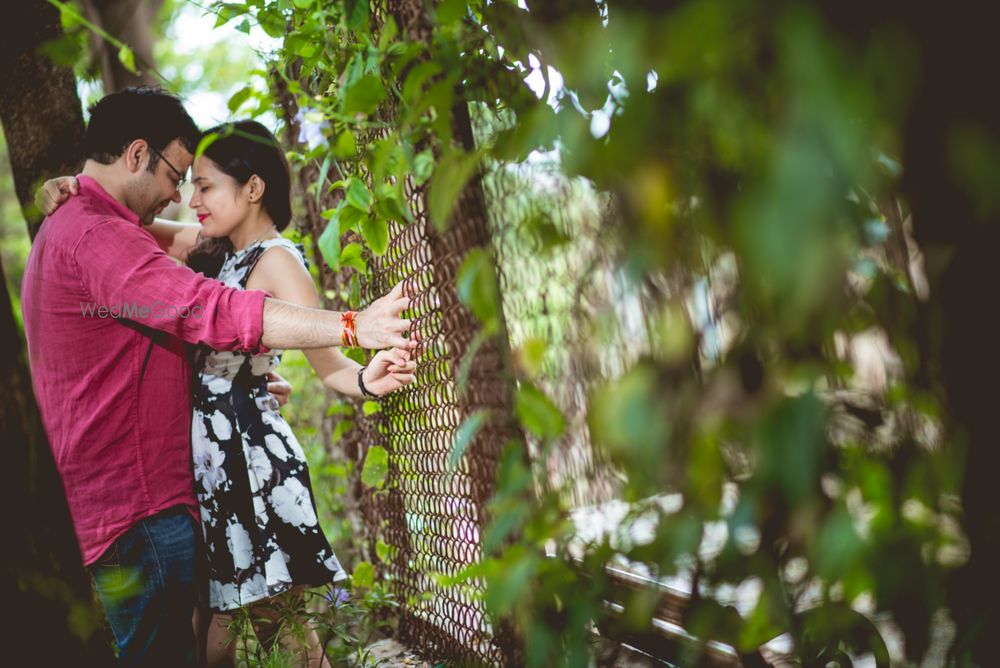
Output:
(245, 241), (315, 303)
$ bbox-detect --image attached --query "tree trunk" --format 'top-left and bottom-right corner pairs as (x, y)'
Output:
(81, 0), (164, 92)
(0, 258), (113, 665)
(898, 4), (1000, 662)
(0, 2), (113, 663)
(0, 2), (86, 239)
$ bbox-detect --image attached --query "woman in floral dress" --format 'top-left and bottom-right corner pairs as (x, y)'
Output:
(183, 121), (415, 666)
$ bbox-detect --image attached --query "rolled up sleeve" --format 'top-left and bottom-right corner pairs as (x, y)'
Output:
(74, 218), (269, 353)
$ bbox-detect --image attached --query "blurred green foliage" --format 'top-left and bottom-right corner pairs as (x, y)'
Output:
(0, 136), (31, 315)
(202, 0), (972, 665)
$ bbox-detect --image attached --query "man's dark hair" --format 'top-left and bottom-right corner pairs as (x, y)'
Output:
(84, 86), (200, 170)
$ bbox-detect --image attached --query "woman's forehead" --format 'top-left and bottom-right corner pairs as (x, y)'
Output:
(191, 156), (220, 180)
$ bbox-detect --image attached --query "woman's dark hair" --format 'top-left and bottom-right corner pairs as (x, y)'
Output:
(186, 236), (232, 279)
(85, 86), (200, 167)
(186, 120), (292, 278)
(201, 120), (292, 231)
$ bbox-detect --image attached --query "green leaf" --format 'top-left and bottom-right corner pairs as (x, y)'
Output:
(333, 130), (357, 159)
(374, 183), (411, 222)
(436, 0), (466, 25)
(412, 150), (434, 185)
(339, 242), (367, 273)
(352, 561), (375, 588)
(588, 364), (670, 492)
(345, 178), (373, 211)
(315, 155), (331, 206)
(450, 409), (489, 469)
(342, 74), (385, 115)
(317, 210), (341, 269)
(346, 0), (369, 30)
(331, 419), (353, 442)
(36, 33), (86, 67)
(227, 86), (254, 113)
(515, 382), (565, 440)
(456, 247), (499, 331)
(258, 9), (286, 38)
(378, 16), (398, 51)
(118, 45), (138, 75)
(402, 61), (442, 103)
(375, 540), (391, 562)
(483, 547), (538, 616)
(363, 400), (381, 415)
(213, 3), (249, 29)
(514, 337), (548, 378)
(296, 40), (318, 59)
(344, 343), (366, 363)
(338, 204), (367, 232)
(194, 132), (220, 160)
(360, 216), (389, 256)
(428, 149), (479, 230)
(361, 445), (389, 489)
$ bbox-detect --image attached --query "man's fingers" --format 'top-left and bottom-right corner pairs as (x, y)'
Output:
(386, 335), (410, 349)
(392, 296), (412, 313)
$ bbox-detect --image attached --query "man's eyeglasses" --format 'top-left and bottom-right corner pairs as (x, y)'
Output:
(151, 147), (187, 188)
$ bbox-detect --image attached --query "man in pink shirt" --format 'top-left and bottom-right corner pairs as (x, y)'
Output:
(21, 87), (412, 666)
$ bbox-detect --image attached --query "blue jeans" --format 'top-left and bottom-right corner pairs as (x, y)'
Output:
(88, 507), (197, 667)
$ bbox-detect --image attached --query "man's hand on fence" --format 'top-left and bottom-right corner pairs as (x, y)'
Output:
(355, 281), (417, 350)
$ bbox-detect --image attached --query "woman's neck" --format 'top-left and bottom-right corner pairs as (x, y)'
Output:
(229, 211), (279, 251)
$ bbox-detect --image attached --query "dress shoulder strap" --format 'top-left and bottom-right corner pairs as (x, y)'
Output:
(238, 237), (309, 289)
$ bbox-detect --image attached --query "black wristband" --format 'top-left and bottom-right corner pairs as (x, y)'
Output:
(358, 365), (378, 398)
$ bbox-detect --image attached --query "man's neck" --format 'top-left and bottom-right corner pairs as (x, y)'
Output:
(81, 161), (129, 207)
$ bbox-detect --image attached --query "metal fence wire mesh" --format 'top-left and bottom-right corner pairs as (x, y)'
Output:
(342, 104), (660, 665)
(275, 27), (663, 656)
(355, 150), (520, 665)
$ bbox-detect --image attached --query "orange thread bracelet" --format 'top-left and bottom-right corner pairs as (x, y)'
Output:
(341, 311), (358, 347)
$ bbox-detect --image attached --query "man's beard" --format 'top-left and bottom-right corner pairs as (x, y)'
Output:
(141, 199), (170, 225)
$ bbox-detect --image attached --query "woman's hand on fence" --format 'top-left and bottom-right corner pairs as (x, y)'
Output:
(355, 281), (417, 350)
(36, 176), (79, 216)
(362, 347), (417, 397)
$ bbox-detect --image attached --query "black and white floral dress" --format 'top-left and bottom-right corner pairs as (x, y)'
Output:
(190, 237), (347, 612)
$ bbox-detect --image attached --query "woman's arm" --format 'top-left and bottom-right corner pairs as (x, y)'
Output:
(147, 218), (201, 262)
(38, 176), (201, 261)
(246, 245), (416, 396)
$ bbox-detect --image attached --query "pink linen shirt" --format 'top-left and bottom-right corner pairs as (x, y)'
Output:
(21, 174), (270, 565)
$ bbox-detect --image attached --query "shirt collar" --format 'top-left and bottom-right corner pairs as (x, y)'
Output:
(76, 174), (142, 227)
